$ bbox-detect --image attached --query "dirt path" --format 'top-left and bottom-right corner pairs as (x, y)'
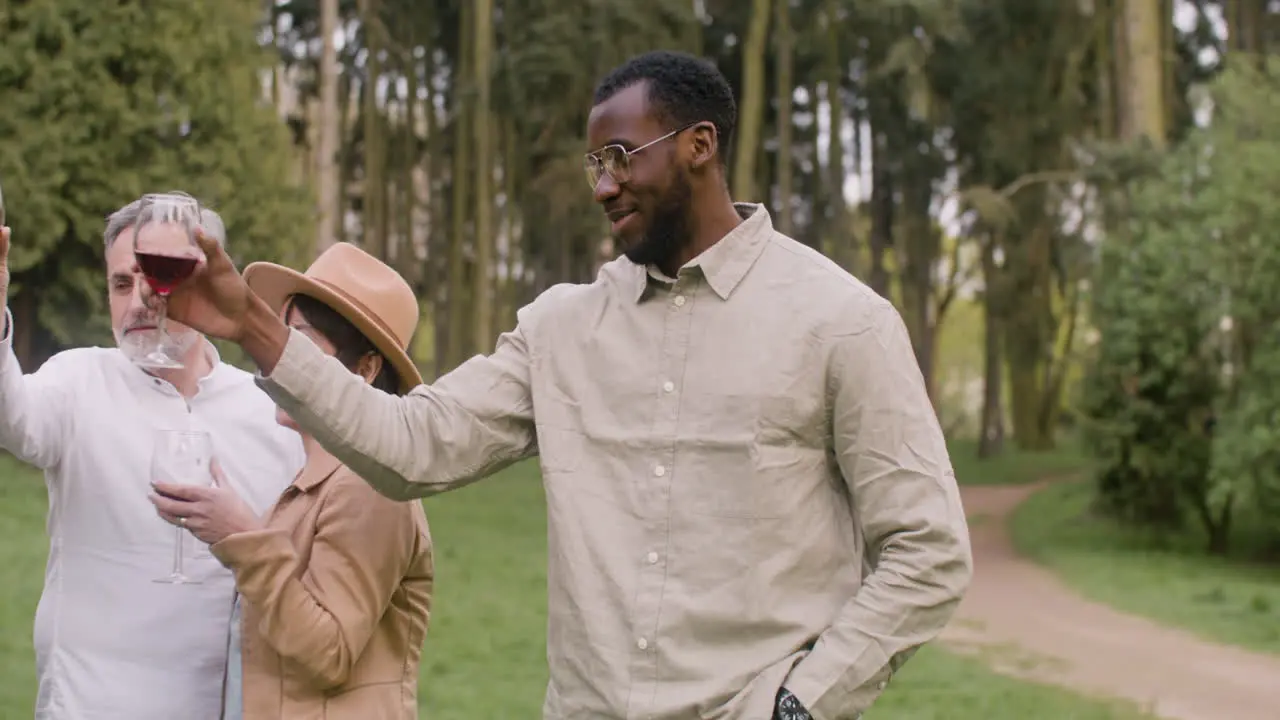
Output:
(939, 481), (1280, 720)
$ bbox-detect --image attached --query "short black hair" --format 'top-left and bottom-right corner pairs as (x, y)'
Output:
(287, 294), (401, 394)
(592, 50), (737, 164)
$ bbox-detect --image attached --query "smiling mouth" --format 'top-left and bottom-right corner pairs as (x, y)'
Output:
(608, 210), (636, 230)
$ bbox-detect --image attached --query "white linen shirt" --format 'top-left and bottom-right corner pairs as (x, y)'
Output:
(0, 309), (305, 720)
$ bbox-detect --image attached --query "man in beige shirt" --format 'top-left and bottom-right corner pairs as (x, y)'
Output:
(159, 51), (972, 720)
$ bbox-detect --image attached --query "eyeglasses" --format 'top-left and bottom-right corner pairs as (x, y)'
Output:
(583, 122), (701, 190)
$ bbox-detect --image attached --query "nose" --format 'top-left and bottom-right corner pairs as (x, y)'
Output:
(128, 268), (148, 310)
(593, 173), (621, 205)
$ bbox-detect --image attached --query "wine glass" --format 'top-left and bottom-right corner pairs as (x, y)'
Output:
(132, 192), (203, 369)
(151, 429), (215, 585)
(0, 175), (6, 228)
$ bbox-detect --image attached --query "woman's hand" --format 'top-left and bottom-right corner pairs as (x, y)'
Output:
(149, 459), (262, 546)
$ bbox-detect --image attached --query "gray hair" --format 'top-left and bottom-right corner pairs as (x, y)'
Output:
(103, 192), (227, 250)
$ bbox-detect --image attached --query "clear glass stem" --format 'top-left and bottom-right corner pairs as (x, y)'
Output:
(156, 296), (170, 339)
(172, 525), (185, 578)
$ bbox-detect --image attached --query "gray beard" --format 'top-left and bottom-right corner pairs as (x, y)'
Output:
(114, 327), (201, 366)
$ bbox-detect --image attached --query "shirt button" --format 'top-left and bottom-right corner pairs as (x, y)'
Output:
(637, 637), (649, 650)
(877, 680), (887, 690)
(653, 465), (666, 477)
(647, 551), (659, 564)
(662, 380), (675, 393)
(673, 295), (686, 307)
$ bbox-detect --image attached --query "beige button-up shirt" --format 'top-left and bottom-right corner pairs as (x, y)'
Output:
(259, 204), (973, 720)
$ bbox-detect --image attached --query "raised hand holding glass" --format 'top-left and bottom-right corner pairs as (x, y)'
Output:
(132, 192), (203, 369)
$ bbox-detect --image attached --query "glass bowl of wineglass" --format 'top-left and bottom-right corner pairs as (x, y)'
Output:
(132, 192), (204, 369)
(0, 176), (6, 228)
(151, 429), (215, 584)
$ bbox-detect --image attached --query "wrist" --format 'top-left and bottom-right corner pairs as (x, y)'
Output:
(774, 687), (812, 720)
(239, 294), (290, 375)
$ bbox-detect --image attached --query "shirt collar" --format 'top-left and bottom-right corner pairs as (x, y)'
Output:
(291, 446), (343, 493)
(629, 203), (773, 303)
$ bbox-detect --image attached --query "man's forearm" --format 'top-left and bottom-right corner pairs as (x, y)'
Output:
(785, 530), (971, 719)
(239, 293), (290, 376)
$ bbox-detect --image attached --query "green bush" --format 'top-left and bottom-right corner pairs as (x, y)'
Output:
(1082, 60), (1280, 554)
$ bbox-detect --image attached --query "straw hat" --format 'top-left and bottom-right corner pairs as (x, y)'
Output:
(244, 242), (423, 394)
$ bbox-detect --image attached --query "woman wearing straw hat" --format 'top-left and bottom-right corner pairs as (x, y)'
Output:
(149, 242), (433, 720)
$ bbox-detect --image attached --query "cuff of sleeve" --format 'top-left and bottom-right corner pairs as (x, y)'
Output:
(253, 327), (327, 404)
(0, 307), (12, 346)
(785, 651), (893, 720)
(0, 307), (16, 372)
(211, 526), (292, 570)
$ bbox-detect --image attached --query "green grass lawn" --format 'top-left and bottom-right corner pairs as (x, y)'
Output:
(947, 436), (1093, 486)
(0, 452), (1154, 718)
(1010, 478), (1280, 657)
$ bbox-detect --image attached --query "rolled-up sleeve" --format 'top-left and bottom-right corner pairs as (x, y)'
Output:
(785, 299), (973, 719)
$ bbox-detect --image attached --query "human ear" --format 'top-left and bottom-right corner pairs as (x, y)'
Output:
(688, 122), (718, 170)
(357, 353), (383, 385)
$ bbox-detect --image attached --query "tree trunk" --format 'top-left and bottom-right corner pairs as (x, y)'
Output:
(731, 0), (771, 200)
(314, 0), (340, 256)
(335, 54), (354, 246)
(822, 0), (852, 271)
(1095, 0), (1117, 140)
(398, 31), (419, 282)
(978, 236), (1005, 458)
(867, 124), (893, 299)
(359, 0), (387, 259)
(896, 173), (939, 402)
(471, 0), (495, 355)
(1224, 0), (1266, 55)
(687, 0), (704, 54)
(446, 1), (474, 370)
(1118, 0), (1166, 147)
(1002, 214), (1056, 451)
(420, 17), (447, 379)
(773, 0), (794, 235)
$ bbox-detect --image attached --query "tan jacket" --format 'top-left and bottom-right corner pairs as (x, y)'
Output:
(213, 448), (433, 719)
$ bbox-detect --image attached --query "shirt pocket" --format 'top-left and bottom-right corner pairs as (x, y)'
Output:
(679, 393), (823, 519)
(533, 387), (585, 476)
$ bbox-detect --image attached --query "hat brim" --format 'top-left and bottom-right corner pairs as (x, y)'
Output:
(244, 261), (423, 395)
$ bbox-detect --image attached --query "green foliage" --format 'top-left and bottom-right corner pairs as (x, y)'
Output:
(931, 0), (1094, 189)
(1082, 59), (1280, 551)
(0, 0), (312, 353)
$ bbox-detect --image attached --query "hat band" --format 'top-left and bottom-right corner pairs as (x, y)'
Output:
(310, 278), (408, 350)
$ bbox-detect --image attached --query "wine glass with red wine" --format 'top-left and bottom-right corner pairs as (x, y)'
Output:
(131, 192), (203, 369)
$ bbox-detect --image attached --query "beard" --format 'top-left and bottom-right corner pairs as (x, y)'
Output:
(621, 170), (693, 271)
(114, 322), (200, 366)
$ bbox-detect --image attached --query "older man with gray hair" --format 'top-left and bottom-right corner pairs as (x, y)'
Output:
(0, 195), (303, 719)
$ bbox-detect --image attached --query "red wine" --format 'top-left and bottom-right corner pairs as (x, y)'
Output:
(136, 252), (198, 295)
